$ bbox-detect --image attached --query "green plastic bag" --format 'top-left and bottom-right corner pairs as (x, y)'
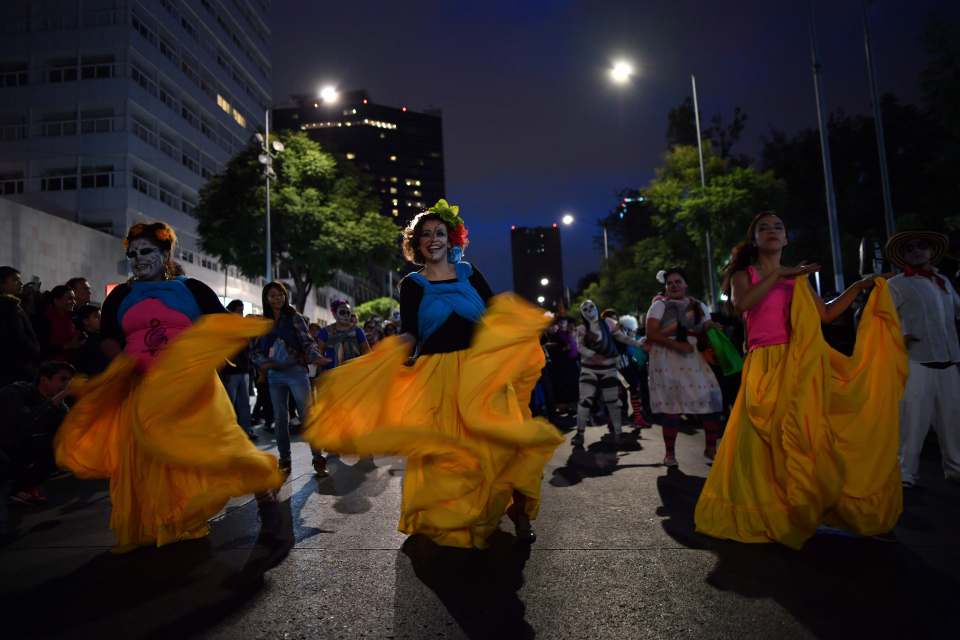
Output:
(707, 327), (744, 377)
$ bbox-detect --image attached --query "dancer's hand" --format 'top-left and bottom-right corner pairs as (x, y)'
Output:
(855, 276), (877, 291)
(779, 262), (820, 278)
(672, 341), (694, 354)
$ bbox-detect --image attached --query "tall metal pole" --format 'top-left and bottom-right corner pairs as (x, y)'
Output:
(809, 6), (845, 292)
(264, 109), (272, 282)
(862, 0), (896, 240)
(602, 224), (609, 261)
(691, 74), (719, 310)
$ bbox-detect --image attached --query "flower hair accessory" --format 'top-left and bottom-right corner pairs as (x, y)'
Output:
(656, 270), (667, 284)
(427, 199), (469, 248)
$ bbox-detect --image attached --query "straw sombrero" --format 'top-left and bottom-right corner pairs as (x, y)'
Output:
(885, 231), (948, 269)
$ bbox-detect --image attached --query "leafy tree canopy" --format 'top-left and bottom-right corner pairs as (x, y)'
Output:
(355, 296), (399, 322)
(196, 131), (400, 311)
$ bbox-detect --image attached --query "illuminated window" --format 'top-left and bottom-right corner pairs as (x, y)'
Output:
(391, 198), (398, 206)
(216, 94), (231, 113)
(232, 109), (246, 127)
(389, 187), (397, 194)
(412, 190), (421, 197)
(390, 176), (397, 183)
(388, 154), (397, 162)
(345, 152), (356, 160)
(391, 209), (399, 216)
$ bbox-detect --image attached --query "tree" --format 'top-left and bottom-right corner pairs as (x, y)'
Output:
(666, 97), (749, 163)
(581, 143), (784, 315)
(355, 296), (399, 322)
(196, 131), (400, 311)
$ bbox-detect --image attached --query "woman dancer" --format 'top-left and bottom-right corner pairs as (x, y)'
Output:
(55, 223), (282, 552)
(694, 212), (907, 549)
(644, 268), (723, 466)
(304, 200), (563, 547)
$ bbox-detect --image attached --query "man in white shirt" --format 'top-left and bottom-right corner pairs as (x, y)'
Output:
(886, 231), (960, 487)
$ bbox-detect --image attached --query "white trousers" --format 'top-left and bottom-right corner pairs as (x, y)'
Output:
(899, 363), (960, 484)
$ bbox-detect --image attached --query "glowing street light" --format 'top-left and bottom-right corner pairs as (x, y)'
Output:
(561, 213), (575, 226)
(540, 277), (550, 286)
(536, 295), (546, 304)
(319, 85), (339, 104)
(609, 60), (634, 85)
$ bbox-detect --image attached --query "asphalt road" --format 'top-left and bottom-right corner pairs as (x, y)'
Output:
(2, 418), (958, 639)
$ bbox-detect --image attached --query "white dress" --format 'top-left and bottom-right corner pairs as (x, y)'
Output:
(646, 297), (723, 415)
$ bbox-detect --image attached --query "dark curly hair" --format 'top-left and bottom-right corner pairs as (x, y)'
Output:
(401, 211), (469, 264)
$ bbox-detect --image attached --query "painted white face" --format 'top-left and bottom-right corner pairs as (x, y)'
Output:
(335, 304), (353, 324)
(126, 238), (168, 281)
(419, 219), (450, 264)
(580, 300), (598, 323)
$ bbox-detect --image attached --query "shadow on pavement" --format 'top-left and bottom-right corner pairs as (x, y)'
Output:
(656, 467), (958, 639)
(394, 532), (533, 639)
(550, 431), (659, 487)
(4, 498), (295, 639)
(316, 455), (392, 515)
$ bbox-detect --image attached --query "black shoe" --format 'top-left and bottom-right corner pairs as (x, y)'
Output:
(278, 458), (291, 476)
(313, 457), (329, 478)
(571, 432), (584, 447)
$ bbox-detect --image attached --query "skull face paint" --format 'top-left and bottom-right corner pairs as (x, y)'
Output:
(580, 300), (598, 323)
(335, 303), (353, 325)
(126, 238), (169, 281)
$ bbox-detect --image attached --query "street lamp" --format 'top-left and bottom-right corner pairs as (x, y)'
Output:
(606, 59), (719, 308)
(561, 213), (575, 226)
(256, 112), (284, 282)
(609, 60), (634, 85)
(319, 85), (339, 104)
(540, 277), (550, 286)
(537, 295), (546, 304)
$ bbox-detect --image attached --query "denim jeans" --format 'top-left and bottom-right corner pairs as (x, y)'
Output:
(268, 373), (315, 462)
(223, 373), (252, 434)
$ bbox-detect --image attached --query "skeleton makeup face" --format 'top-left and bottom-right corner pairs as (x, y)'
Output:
(126, 238), (169, 281)
(580, 299), (598, 323)
(335, 303), (353, 325)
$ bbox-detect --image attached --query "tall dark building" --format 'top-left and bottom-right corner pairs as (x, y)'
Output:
(272, 90), (445, 226)
(511, 225), (565, 310)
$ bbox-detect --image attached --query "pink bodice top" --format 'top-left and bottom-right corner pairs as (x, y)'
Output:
(744, 265), (795, 351)
(121, 298), (193, 370)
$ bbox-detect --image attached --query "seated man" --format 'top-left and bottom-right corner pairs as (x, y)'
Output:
(0, 361), (75, 511)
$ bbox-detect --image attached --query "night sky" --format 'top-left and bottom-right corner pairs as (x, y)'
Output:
(270, 0), (958, 293)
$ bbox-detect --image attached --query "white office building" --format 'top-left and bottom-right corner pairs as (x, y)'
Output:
(0, 1), (349, 318)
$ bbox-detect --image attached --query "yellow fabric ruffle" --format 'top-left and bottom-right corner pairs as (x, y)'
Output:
(55, 313), (283, 552)
(304, 293), (564, 549)
(694, 278), (907, 549)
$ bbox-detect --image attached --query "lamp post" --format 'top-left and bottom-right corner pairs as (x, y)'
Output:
(607, 61), (718, 308)
(256, 111), (284, 282)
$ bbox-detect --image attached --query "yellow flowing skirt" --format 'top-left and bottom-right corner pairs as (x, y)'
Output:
(55, 314), (284, 552)
(694, 278), (908, 549)
(304, 293), (564, 549)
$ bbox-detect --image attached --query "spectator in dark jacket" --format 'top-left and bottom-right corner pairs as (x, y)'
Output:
(74, 304), (110, 377)
(0, 267), (42, 388)
(0, 361), (75, 513)
(222, 299), (256, 441)
(35, 285), (82, 362)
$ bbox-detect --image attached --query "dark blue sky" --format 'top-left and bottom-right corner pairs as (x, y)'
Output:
(270, 0), (957, 292)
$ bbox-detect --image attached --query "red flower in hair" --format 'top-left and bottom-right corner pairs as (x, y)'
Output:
(449, 222), (469, 248)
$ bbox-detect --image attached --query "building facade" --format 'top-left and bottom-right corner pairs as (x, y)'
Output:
(0, 0), (285, 312)
(272, 90), (445, 228)
(510, 225), (565, 311)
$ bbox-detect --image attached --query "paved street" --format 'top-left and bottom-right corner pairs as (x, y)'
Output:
(2, 418), (958, 639)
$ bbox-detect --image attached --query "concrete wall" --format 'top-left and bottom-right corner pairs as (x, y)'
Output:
(0, 198), (125, 303)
